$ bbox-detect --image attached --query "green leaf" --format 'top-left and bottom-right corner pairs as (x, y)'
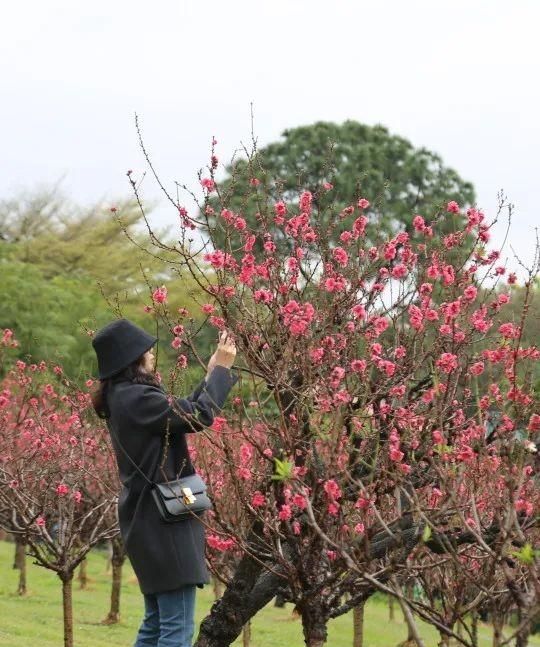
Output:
(422, 525), (432, 542)
(510, 543), (539, 565)
(271, 458), (293, 482)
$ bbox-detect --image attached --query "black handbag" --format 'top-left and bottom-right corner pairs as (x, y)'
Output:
(110, 429), (212, 523)
(150, 473), (213, 522)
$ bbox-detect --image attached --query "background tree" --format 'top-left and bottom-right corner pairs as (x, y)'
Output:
(209, 121), (475, 253)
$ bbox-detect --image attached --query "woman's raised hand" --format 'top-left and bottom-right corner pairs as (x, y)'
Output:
(214, 330), (237, 368)
(206, 331), (236, 379)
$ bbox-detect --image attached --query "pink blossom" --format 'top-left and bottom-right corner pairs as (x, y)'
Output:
(408, 304), (424, 331)
(310, 348), (324, 364)
(357, 198), (370, 209)
(73, 491), (82, 504)
(499, 322), (520, 339)
(200, 178), (215, 191)
(323, 479), (342, 500)
(278, 504), (292, 521)
(351, 359), (367, 373)
(389, 447), (404, 462)
(354, 522), (365, 534)
(281, 300), (315, 337)
(353, 216), (368, 236)
(527, 414), (540, 432)
(292, 521), (301, 535)
(152, 286), (168, 304)
(299, 191), (313, 213)
(391, 263), (408, 279)
(412, 215), (425, 231)
(202, 304), (215, 315)
(432, 430), (444, 445)
(332, 247), (349, 267)
(323, 182), (333, 190)
(469, 361), (485, 376)
(515, 498), (533, 516)
(36, 516), (46, 527)
(209, 316), (226, 329)
(351, 304), (366, 320)
(254, 289), (274, 304)
(446, 201), (460, 213)
(436, 353), (458, 374)
(442, 265), (455, 285)
(56, 483), (69, 496)
(463, 285), (478, 302)
(456, 445), (475, 462)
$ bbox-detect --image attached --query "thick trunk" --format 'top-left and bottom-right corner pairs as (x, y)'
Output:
(14, 537), (27, 596)
(242, 621), (251, 647)
(299, 603), (328, 647)
(353, 601), (365, 647)
(102, 538), (125, 624)
(194, 525), (283, 647)
(78, 558), (88, 590)
(60, 572), (74, 647)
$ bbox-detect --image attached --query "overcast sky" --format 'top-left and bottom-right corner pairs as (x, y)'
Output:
(2, 1), (538, 274)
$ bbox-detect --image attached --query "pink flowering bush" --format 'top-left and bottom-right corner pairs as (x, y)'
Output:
(0, 354), (118, 646)
(124, 139), (540, 647)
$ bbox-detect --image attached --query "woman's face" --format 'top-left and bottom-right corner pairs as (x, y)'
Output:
(141, 348), (156, 373)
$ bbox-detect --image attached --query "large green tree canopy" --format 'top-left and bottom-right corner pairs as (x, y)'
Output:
(210, 121), (475, 251)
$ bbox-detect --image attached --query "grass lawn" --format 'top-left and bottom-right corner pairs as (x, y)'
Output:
(0, 540), (538, 646)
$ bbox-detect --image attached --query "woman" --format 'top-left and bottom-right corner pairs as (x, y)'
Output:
(91, 318), (237, 647)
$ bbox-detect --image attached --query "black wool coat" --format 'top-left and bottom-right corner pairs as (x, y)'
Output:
(105, 365), (238, 594)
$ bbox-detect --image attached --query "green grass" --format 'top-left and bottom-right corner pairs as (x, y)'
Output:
(0, 540), (538, 646)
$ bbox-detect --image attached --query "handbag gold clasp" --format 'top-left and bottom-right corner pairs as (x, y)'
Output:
(181, 487), (196, 505)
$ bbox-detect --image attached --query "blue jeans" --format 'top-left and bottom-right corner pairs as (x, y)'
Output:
(134, 585), (197, 647)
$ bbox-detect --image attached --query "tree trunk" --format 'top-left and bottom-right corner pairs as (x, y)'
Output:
(353, 601), (365, 647)
(194, 523), (283, 647)
(299, 602), (328, 647)
(60, 572), (74, 647)
(470, 611), (479, 647)
(396, 592), (425, 647)
(388, 594), (395, 621)
(102, 537), (125, 624)
(242, 621), (251, 647)
(492, 613), (504, 647)
(78, 558), (88, 589)
(13, 537), (27, 595)
(515, 607), (531, 647)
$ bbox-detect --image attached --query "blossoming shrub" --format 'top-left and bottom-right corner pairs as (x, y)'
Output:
(132, 144), (539, 645)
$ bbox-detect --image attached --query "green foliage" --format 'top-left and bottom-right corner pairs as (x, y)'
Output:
(271, 457), (294, 481)
(210, 121), (475, 250)
(0, 260), (106, 378)
(0, 189), (211, 380)
(511, 542), (540, 565)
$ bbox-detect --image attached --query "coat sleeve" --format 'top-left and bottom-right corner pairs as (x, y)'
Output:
(127, 366), (238, 435)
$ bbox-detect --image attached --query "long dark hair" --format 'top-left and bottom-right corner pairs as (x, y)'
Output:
(91, 353), (161, 419)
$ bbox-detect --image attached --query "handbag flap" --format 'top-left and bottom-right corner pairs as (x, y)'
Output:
(154, 474), (207, 501)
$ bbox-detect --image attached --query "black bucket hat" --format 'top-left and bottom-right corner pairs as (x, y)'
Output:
(92, 318), (157, 379)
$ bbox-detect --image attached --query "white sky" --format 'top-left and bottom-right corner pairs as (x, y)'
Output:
(2, 1), (539, 274)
